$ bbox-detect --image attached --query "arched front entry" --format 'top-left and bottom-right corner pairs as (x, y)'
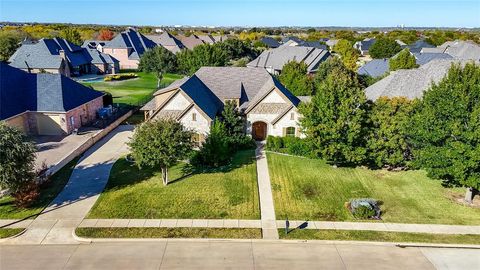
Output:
(252, 121), (267, 141)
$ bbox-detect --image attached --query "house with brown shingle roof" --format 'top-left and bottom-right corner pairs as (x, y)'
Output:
(141, 67), (305, 141)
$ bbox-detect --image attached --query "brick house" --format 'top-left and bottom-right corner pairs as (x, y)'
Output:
(1, 63), (104, 135)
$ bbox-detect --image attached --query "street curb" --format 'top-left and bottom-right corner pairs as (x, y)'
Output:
(0, 228), (27, 242)
(71, 228), (480, 248)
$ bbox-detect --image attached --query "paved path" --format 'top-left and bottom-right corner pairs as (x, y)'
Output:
(1, 240), (479, 269)
(255, 143), (279, 240)
(3, 125), (133, 245)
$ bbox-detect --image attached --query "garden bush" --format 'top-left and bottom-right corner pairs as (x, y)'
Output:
(265, 136), (308, 156)
(104, 73), (138, 81)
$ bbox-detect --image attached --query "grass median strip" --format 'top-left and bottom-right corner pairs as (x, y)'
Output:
(279, 229), (480, 245)
(76, 227), (262, 239)
(0, 228), (24, 238)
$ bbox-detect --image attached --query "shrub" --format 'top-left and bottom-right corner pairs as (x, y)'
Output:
(347, 198), (381, 219)
(191, 121), (230, 168)
(12, 181), (40, 208)
(104, 73), (138, 81)
(266, 136), (308, 156)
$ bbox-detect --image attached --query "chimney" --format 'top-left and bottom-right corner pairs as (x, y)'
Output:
(59, 50), (66, 61)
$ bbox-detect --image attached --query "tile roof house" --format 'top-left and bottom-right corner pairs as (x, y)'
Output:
(364, 59), (474, 101)
(197, 34), (216, 44)
(280, 37), (328, 50)
(353, 38), (376, 56)
(141, 67), (305, 141)
(0, 63), (104, 135)
(421, 40), (480, 61)
(247, 46), (330, 75)
(9, 37), (118, 77)
(102, 28), (157, 69)
(357, 52), (453, 78)
(407, 40), (435, 53)
(178, 34), (205, 50)
(146, 32), (185, 54)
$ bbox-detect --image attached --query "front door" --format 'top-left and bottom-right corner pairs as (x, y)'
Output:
(252, 121), (267, 141)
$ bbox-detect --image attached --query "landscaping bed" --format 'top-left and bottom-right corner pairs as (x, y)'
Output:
(0, 228), (24, 239)
(267, 153), (480, 225)
(87, 150), (260, 219)
(0, 157), (79, 220)
(279, 229), (480, 245)
(76, 227), (261, 239)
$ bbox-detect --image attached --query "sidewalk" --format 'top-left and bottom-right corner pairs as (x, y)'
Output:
(2, 125), (134, 245)
(255, 143), (279, 239)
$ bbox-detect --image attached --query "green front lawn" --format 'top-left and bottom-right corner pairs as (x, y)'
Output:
(0, 157), (79, 220)
(279, 229), (480, 245)
(83, 72), (183, 106)
(87, 150), (260, 219)
(267, 153), (480, 225)
(76, 227), (261, 239)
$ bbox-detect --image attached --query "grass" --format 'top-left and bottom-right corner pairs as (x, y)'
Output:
(76, 227), (261, 239)
(267, 153), (480, 225)
(121, 112), (145, 125)
(87, 150), (260, 219)
(279, 229), (480, 245)
(83, 72), (183, 106)
(0, 228), (24, 238)
(0, 157), (79, 220)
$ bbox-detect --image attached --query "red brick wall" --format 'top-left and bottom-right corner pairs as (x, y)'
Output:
(65, 96), (104, 133)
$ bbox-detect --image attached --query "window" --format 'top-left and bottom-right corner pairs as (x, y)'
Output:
(192, 113), (197, 121)
(290, 112), (295, 120)
(285, 127), (296, 137)
(192, 133), (201, 146)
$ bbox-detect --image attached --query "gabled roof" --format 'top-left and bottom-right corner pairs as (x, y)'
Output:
(281, 36), (304, 44)
(247, 46), (330, 73)
(0, 63), (104, 120)
(197, 35), (216, 44)
(178, 34), (205, 50)
(104, 28), (157, 60)
(358, 59), (389, 78)
(421, 40), (480, 60)
(354, 38), (376, 51)
(407, 40), (435, 53)
(413, 52), (453, 65)
(84, 48), (119, 64)
(260, 37), (280, 48)
(364, 59), (475, 100)
(9, 38), (90, 69)
(82, 40), (106, 49)
(146, 32), (185, 54)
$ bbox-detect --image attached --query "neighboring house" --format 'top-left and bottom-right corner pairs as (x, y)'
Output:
(197, 34), (216, 44)
(353, 38), (376, 56)
(178, 34), (205, 50)
(364, 59), (473, 100)
(82, 40), (106, 51)
(102, 28), (157, 69)
(9, 37), (117, 77)
(259, 36), (280, 48)
(281, 39), (327, 50)
(407, 39), (435, 53)
(141, 67), (305, 141)
(146, 32), (185, 54)
(325, 39), (339, 49)
(357, 52), (453, 78)
(247, 46), (330, 75)
(0, 63), (104, 135)
(421, 40), (480, 60)
(212, 35), (229, 43)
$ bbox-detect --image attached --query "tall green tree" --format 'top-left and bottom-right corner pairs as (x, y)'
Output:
(0, 122), (36, 195)
(368, 38), (402, 59)
(221, 101), (244, 138)
(408, 63), (480, 203)
(60, 28), (82, 45)
(367, 97), (416, 168)
(300, 67), (368, 165)
(0, 32), (22, 62)
(177, 44), (228, 75)
(192, 120), (230, 168)
(278, 61), (314, 96)
(389, 49), (418, 71)
(128, 119), (193, 185)
(333, 39), (359, 70)
(138, 46), (177, 88)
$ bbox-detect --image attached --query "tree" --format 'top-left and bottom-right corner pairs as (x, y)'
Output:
(138, 46), (177, 88)
(300, 67), (368, 165)
(368, 38), (402, 59)
(0, 122), (36, 195)
(278, 61), (314, 96)
(221, 101), (244, 138)
(98, 29), (114, 41)
(219, 39), (258, 61)
(128, 119), (193, 185)
(177, 44), (228, 75)
(192, 120), (230, 168)
(60, 28), (82, 45)
(408, 63), (480, 203)
(389, 49), (418, 71)
(0, 32), (21, 61)
(333, 39), (359, 70)
(367, 97), (416, 168)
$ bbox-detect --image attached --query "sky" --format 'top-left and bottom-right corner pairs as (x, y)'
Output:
(1, 0), (479, 28)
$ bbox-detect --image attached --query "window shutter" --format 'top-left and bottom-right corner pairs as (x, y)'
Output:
(282, 127), (286, 136)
